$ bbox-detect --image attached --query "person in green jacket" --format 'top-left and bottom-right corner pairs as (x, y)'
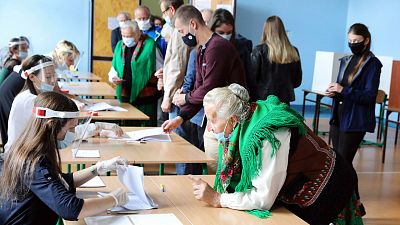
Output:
(108, 20), (163, 126)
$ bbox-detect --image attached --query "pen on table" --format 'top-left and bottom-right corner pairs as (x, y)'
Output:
(127, 140), (146, 144)
(160, 184), (165, 192)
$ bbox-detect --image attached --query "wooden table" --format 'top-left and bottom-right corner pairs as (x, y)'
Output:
(64, 176), (307, 225)
(58, 71), (102, 82)
(60, 127), (215, 174)
(302, 89), (331, 134)
(81, 99), (149, 121)
(60, 82), (115, 98)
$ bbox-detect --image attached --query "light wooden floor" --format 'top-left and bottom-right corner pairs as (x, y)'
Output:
(305, 118), (400, 225)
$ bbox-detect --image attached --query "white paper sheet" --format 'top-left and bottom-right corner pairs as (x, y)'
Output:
(124, 128), (171, 142)
(85, 215), (132, 225)
(84, 102), (128, 112)
(73, 149), (100, 158)
(84, 214), (183, 225)
(80, 176), (106, 188)
(115, 166), (158, 211)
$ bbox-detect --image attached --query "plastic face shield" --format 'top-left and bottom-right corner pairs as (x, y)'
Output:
(71, 114), (93, 157)
(22, 60), (57, 86)
(8, 39), (29, 52)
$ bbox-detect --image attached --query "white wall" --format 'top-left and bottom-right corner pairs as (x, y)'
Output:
(0, 0), (91, 72)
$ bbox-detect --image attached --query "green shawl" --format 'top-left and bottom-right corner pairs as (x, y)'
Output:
(213, 95), (306, 218)
(112, 36), (156, 103)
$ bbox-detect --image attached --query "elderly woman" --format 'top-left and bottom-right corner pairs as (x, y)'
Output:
(190, 84), (364, 225)
(108, 20), (163, 126)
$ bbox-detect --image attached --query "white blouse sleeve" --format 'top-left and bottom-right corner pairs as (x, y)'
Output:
(219, 128), (291, 210)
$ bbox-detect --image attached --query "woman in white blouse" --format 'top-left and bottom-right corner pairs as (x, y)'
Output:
(190, 83), (364, 225)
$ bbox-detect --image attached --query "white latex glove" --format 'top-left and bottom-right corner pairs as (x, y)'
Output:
(106, 188), (128, 207)
(96, 156), (128, 174)
(95, 122), (124, 137)
(74, 123), (97, 140)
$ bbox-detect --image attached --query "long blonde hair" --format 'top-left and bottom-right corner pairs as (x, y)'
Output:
(261, 16), (299, 64)
(0, 92), (78, 205)
(52, 40), (80, 67)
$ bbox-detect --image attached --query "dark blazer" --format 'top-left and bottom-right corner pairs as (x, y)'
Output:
(330, 53), (382, 132)
(111, 27), (122, 53)
(250, 44), (302, 103)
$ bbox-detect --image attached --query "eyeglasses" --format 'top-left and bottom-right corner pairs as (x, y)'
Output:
(161, 6), (170, 15)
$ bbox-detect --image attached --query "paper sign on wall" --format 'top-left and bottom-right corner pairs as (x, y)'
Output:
(108, 17), (119, 30)
(216, 4), (233, 14)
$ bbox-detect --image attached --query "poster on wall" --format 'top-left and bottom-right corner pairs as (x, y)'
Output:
(191, 0), (236, 16)
(192, 0), (211, 10)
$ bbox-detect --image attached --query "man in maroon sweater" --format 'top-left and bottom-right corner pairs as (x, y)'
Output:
(162, 5), (246, 132)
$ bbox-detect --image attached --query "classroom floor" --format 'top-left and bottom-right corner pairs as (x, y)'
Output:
(304, 118), (400, 225)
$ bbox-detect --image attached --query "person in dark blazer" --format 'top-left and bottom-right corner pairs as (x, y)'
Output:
(250, 16), (302, 104)
(326, 23), (382, 217)
(111, 12), (131, 53)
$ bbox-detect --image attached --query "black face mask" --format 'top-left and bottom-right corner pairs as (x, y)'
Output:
(348, 41), (366, 55)
(182, 26), (197, 47)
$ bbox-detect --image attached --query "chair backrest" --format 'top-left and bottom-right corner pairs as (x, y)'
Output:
(376, 90), (387, 104)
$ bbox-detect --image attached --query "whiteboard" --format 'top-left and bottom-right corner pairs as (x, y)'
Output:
(0, 0), (92, 72)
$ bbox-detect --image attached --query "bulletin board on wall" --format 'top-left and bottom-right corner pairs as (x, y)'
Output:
(91, 0), (139, 81)
(191, 0), (236, 16)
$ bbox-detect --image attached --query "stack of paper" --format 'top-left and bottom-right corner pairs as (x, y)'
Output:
(84, 213), (183, 225)
(84, 102), (127, 112)
(99, 166), (158, 213)
(124, 127), (171, 142)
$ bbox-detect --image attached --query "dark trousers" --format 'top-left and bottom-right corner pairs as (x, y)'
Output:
(329, 125), (365, 163)
(329, 125), (365, 208)
(183, 121), (206, 175)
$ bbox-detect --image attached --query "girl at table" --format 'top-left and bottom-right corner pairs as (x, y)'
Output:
(0, 92), (129, 225)
(4, 55), (124, 153)
(190, 84), (363, 225)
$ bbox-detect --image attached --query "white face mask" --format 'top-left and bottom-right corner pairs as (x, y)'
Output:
(122, 37), (136, 48)
(57, 131), (75, 149)
(161, 23), (172, 38)
(19, 51), (28, 60)
(219, 33), (232, 41)
(40, 82), (55, 92)
(118, 21), (125, 28)
(136, 19), (152, 31)
(163, 16), (171, 26)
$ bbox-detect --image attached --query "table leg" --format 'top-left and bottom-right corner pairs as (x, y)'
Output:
(202, 163), (208, 175)
(395, 113), (400, 145)
(159, 164), (165, 175)
(302, 91), (308, 117)
(382, 110), (391, 163)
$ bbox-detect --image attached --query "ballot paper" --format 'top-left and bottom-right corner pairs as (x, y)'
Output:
(80, 176), (106, 188)
(123, 127), (171, 142)
(84, 213), (183, 225)
(99, 166), (158, 213)
(84, 102), (128, 112)
(74, 150), (100, 158)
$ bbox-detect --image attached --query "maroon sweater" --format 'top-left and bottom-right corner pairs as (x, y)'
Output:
(179, 33), (247, 120)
